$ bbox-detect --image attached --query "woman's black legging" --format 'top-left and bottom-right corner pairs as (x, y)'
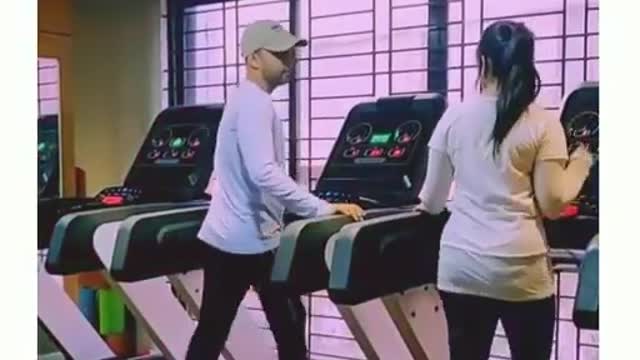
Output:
(440, 291), (556, 360)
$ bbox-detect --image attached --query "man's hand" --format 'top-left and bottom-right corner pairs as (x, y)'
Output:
(332, 203), (365, 221)
(414, 202), (428, 213)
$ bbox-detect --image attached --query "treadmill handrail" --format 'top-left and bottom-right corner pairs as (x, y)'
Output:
(326, 209), (424, 285)
(117, 204), (211, 231)
(322, 211), (421, 270)
(271, 207), (415, 295)
(271, 214), (354, 293)
(573, 233), (598, 330)
(45, 202), (206, 275)
(347, 210), (423, 228)
(282, 207), (414, 241)
(110, 205), (210, 281)
(327, 210), (447, 305)
(157, 220), (204, 245)
(282, 214), (349, 243)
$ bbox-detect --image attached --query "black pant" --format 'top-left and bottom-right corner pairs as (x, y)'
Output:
(186, 245), (308, 360)
(440, 291), (555, 360)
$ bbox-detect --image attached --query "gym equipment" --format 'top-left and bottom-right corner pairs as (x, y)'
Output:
(38, 114), (60, 199)
(102, 94), (447, 360)
(38, 112), (115, 360)
(271, 94), (449, 360)
(272, 95), (446, 296)
(39, 104), (222, 359)
(553, 81), (599, 330)
(573, 235), (598, 330)
(324, 81), (600, 359)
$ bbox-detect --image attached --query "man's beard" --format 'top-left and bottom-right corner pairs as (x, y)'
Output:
(278, 70), (290, 85)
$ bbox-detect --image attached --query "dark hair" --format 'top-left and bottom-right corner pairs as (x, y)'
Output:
(477, 21), (541, 156)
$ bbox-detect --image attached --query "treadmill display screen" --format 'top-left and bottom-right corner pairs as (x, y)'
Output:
(559, 83), (599, 215)
(124, 105), (222, 196)
(337, 119), (423, 166)
(370, 133), (392, 144)
(38, 129), (59, 196)
(139, 124), (210, 166)
(315, 96), (446, 206)
(38, 115), (60, 198)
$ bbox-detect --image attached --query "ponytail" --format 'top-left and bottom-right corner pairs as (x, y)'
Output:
(493, 62), (541, 155)
(477, 21), (541, 156)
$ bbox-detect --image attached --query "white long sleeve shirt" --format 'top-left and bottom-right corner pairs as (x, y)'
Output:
(198, 81), (334, 254)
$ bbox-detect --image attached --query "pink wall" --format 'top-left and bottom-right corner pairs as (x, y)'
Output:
(38, 58), (60, 116)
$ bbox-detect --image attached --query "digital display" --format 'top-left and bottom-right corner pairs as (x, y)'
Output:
(336, 120), (424, 167)
(38, 128), (60, 197)
(170, 137), (186, 149)
(370, 133), (392, 144)
(141, 124), (209, 166)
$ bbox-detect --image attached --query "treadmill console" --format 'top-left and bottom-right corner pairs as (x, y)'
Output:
(545, 82), (599, 250)
(314, 95), (446, 208)
(96, 186), (144, 205)
(38, 105), (223, 250)
(559, 81), (599, 218)
(123, 105), (222, 202)
(333, 119), (423, 165)
(38, 115), (60, 199)
(273, 95), (446, 294)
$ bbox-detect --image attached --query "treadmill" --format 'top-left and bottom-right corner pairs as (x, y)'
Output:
(102, 94), (447, 360)
(47, 105), (271, 358)
(325, 81), (600, 360)
(40, 104), (223, 359)
(104, 206), (272, 360)
(38, 114), (114, 360)
(269, 94), (448, 360)
(552, 82), (599, 331)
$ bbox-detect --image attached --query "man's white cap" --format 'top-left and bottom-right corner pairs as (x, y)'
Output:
(240, 19), (307, 57)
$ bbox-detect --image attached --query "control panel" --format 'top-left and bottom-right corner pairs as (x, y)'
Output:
(96, 186), (144, 206)
(559, 82), (599, 218)
(124, 105), (223, 201)
(544, 82), (598, 251)
(142, 124), (209, 166)
(312, 190), (382, 208)
(316, 94), (446, 208)
(38, 115), (60, 199)
(37, 105), (224, 250)
(338, 119), (423, 165)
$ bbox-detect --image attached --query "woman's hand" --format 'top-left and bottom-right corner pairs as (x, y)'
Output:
(569, 143), (594, 169)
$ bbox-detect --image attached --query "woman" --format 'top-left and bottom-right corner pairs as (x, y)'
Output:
(417, 21), (593, 359)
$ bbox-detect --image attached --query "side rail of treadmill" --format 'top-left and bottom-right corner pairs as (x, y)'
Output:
(271, 214), (354, 295)
(271, 208), (412, 296)
(544, 215), (599, 251)
(326, 211), (450, 360)
(45, 202), (204, 275)
(110, 206), (210, 282)
(38, 197), (99, 250)
(573, 235), (599, 330)
(328, 210), (448, 305)
(108, 206), (274, 360)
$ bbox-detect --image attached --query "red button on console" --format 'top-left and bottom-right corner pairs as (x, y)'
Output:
(365, 148), (384, 157)
(559, 204), (579, 218)
(388, 146), (406, 158)
(102, 196), (124, 206)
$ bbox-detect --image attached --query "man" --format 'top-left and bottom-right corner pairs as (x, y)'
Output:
(186, 20), (364, 360)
